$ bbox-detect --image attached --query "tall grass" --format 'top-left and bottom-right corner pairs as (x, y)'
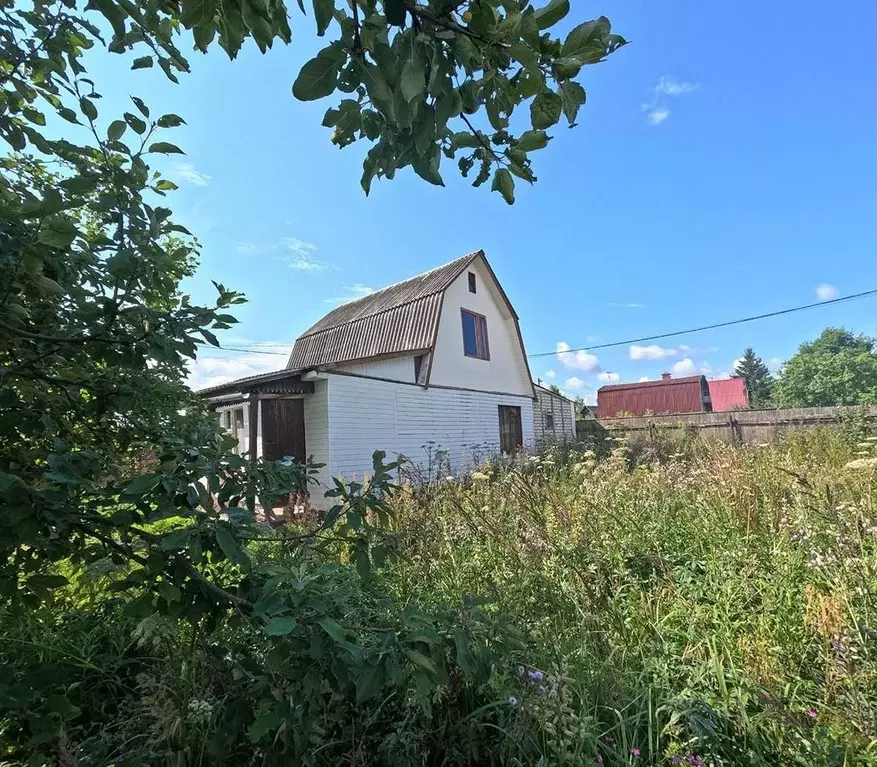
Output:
(3, 429), (876, 765)
(385, 430), (877, 766)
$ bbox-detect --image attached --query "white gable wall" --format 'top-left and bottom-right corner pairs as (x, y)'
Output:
(428, 257), (532, 396)
(333, 355), (416, 383)
(323, 373), (534, 486)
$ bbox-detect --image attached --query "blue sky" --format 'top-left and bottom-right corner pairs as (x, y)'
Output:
(90, 0), (877, 401)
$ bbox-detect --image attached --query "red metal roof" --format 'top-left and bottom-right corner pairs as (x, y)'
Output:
(707, 377), (749, 411)
(597, 375), (708, 418)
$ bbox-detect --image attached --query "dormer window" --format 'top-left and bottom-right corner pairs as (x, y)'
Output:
(461, 309), (489, 360)
(468, 271), (476, 294)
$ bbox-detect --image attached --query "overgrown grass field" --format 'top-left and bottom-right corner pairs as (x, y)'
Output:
(3, 428), (877, 765)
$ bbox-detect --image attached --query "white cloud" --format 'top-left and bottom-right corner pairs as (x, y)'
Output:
(607, 302), (646, 309)
(324, 283), (376, 305)
(275, 237), (337, 272)
(815, 283), (839, 301)
(767, 356), (783, 373)
(638, 376), (651, 382)
(671, 358), (697, 375)
(185, 346), (292, 391)
(545, 369), (556, 379)
(655, 76), (698, 96)
(236, 243), (259, 255)
(563, 376), (587, 391)
(170, 161), (211, 187)
(643, 76), (698, 126)
(556, 341), (600, 372)
(630, 344), (678, 361)
(598, 371), (621, 384)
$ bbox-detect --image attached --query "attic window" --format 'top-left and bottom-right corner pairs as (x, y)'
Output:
(461, 309), (489, 360)
(414, 354), (424, 382)
(468, 271), (476, 294)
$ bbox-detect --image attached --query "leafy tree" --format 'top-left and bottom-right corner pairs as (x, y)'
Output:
(733, 347), (773, 407)
(773, 328), (877, 408)
(548, 383), (561, 394)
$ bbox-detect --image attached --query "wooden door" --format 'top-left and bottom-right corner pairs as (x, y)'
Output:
(498, 405), (523, 454)
(261, 399), (306, 462)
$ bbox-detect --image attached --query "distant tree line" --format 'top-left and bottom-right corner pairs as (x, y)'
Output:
(736, 328), (877, 409)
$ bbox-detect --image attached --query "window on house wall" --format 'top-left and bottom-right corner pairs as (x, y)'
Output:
(461, 309), (489, 360)
(545, 412), (555, 430)
(468, 271), (476, 293)
(414, 354), (424, 382)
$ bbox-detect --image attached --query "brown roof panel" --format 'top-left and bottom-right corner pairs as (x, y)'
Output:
(288, 251), (480, 370)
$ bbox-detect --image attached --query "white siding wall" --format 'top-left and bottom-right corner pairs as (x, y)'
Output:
(428, 258), (532, 396)
(303, 380), (331, 493)
(324, 373), (534, 483)
(334, 355), (416, 383)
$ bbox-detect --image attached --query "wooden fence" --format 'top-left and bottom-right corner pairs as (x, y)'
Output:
(576, 405), (877, 444)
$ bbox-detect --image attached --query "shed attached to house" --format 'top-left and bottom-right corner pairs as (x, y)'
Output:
(533, 385), (577, 447)
(707, 377), (749, 411)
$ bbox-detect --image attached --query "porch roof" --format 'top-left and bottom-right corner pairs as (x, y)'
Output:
(196, 368), (314, 399)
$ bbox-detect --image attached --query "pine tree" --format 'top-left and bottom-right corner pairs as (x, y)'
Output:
(734, 348), (774, 407)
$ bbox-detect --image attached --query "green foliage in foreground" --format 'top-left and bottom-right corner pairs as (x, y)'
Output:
(4, 429), (877, 765)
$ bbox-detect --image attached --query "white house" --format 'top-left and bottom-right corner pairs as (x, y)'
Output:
(199, 251), (536, 501)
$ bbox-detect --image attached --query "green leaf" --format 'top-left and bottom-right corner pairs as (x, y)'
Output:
(355, 662), (385, 703)
(148, 142), (185, 154)
(215, 525), (249, 568)
(264, 615), (297, 636)
(131, 56), (153, 70)
(530, 87), (562, 129)
(27, 574), (69, 590)
(248, 709), (280, 742)
(492, 168), (515, 205)
(316, 615), (346, 642)
(533, 0), (569, 30)
(124, 112), (146, 135)
(131, 96), (150, 117)
(405, 649), (437, 674)
(157, 113), (186, 127)
(355, 545), (371, 581)
(79, 97), (97, 122)
(37, 218), (78, 249)
(107, 120), (127, 142)
(155, 179), (178, 191)
(562, 17), (611, 63)
(122, 473), (160, 496)
(385, 0), (406, 26)
(400, 49), (426, 103)
(552, 57), (583, 79)
(452, 131), (481, 149)
(160, 529), (191, 550)
(517, 130), (550, 151)
(292, 45), (344, 101)
(454, 628), (477, 676)
(560, 80), (586, 124)
(312, 0), (333, 35)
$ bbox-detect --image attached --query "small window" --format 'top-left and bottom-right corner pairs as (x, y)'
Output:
(461, 309), (489, 360)
(467, 271), (476, 294)
(545, 412), (555, 430)
(414, 354), (424, 382)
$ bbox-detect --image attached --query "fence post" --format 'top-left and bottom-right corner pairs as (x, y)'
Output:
(728, 414), (742, 444)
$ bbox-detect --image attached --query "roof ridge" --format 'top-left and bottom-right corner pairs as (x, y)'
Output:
(295, 250), (480, 340)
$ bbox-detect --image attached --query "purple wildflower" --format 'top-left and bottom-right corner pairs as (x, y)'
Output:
(685, 755), (703, 766)
(539, 685), (546, 694)
(548, 687), (558, 698)
(604, 735), (614, 743)
(533, 670), (544, 681)
(632, 747), (641, 757)
(508, 696), (518, 707)
(806, 709), (817, 718)
(517, 665), (525, 677)
(671, 758), (682, 765)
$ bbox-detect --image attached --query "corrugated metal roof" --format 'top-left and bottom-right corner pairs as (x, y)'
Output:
(288, 251), (480, 370)
(597, 375), (708, 418)
(196, 369), (311, 397)
(708, 378), (749, 411)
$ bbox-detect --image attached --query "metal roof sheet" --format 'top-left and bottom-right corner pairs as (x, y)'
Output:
(708, 377), (749, 411)
(288, 251), (480, 370)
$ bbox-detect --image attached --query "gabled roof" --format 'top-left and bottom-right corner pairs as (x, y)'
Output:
(288, 251), (484, 371)
(708, 377), (749, 411)
(597, 375), (704, 393)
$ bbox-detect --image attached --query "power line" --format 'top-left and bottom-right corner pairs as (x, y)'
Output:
(213, 346), (289, 356)
(528, 288), (877, 358)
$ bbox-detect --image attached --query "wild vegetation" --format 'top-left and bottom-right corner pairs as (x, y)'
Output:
(3, 427), (877, 765)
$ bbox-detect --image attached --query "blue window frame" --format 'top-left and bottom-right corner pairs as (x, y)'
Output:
(461, 309), (489, 360)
